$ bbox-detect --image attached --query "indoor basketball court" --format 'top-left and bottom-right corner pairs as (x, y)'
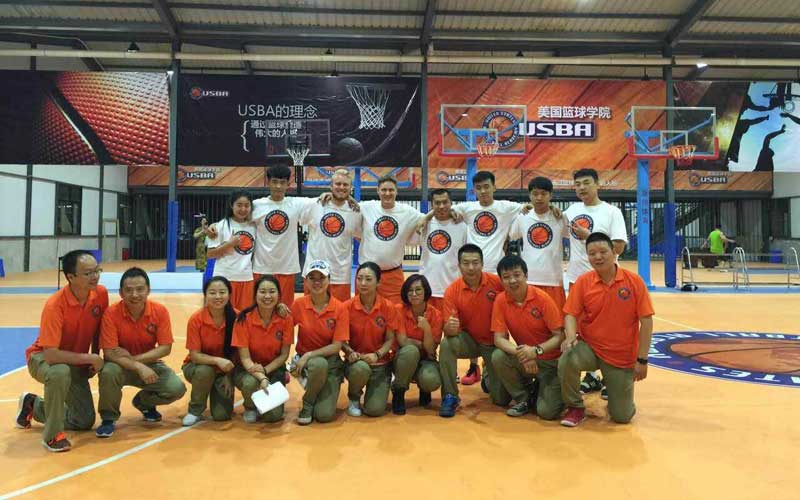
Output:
(1, 1), (800, 499)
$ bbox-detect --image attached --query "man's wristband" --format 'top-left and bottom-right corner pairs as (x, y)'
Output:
(636, 357), (649, 365)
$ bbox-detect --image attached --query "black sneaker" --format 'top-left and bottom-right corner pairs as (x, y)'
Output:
(15, 392), (37, 429)
(480, 374), (490, 394)
(42, 432), (71, 453)
(506, 400), (530, 417)
(419, 391), (432, 408)
(580, 372), (602, 394)
(133, 394), (162, 422)
(391, 388), (407, 415)
(600, 385), (608, 400)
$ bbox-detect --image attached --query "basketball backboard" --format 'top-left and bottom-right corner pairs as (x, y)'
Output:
(266, 118), (331, 159)
(626, 106), (719, 159)
(440, 104), (527, 157)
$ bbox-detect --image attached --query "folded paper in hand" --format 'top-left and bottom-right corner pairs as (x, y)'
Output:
(251, 382), (290, 415)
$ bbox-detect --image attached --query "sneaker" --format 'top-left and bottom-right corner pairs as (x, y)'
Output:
(15, 392), (37, 429)
(132, 394), (162, 422)
(460, 363), (481, 385)
(579, 372), (602, 394)
(42, 432), (71, 453)
(391, 388), (407, 415)
(480, 374), (490, 394)
(347, 399), (362, 417)
(506, 400), (530, 417)
(600, 385), (608, 400)
(95, 420), (115, 438)
(439, 394), (460, 418)
(243, 409), (258, 424)
(297, 405), (313, 426)
(182, 414), (202, 427)
(419, 391), (432, 408)
(560, 407), (586, 427)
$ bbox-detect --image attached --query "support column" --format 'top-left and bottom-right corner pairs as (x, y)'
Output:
(420, 49), (429, 213)
(24, 43), (36, 272)
(466, 158), (477, 201)
(637, 159), (654, 289)
(166, 45), (180, 272)
(663, 53), (677, 288)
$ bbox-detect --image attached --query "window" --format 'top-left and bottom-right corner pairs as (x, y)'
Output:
(118, 193), (131, 236)
(55, 183), (82, 235)
(769, 199), (791, 239)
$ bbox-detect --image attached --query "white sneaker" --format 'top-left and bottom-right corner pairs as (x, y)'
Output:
(243, 409), (258, 424)
(347, 400), (362, 417)
(182, 413), (201, 427)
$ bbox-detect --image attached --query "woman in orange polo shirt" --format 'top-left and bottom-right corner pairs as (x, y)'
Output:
(181, 276), (237, 427)
(392, 274), (443, 415)
(232, 275), (294, 424)
(289, 260), (349, 425)
(343, 262), (399, 418)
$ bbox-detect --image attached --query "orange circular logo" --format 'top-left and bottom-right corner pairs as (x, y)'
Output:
(569, 214), (593, 239)
(527, 222), (553, 249)
(234, 230), (255, 255)
(265, 210), (289, 235)
(321, 212), (345, 237)
(473, 211), (498, 237)
(427, 230), (452, 255)
(374, 216), (399, 241)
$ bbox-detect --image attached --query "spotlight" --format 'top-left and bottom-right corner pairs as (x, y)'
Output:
(127, 42), (140, 53)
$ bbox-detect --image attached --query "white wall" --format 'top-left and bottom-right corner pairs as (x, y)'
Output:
(104, 165), (128, 193)
(34, 165), (100, 188)
(773, 173), (800, 198)
(81, 188), (99, 236)
(31, 181), (55, 236)
(0, 175), (26, 236)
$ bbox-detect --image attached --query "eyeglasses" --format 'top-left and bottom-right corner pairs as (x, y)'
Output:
(407, 288), (425, 296)
(76, 269), (103, 278)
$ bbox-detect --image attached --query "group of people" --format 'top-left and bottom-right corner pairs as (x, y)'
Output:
(16, 165), (654, 453)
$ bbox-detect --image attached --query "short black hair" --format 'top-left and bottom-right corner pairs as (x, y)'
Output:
(496, 254), (528, 276)
(357, 261), (382, 282)
(61, 250), (94, 276)
(400, 274), (432, 307)
(472, 170), (495, 186)
(528, 176), (553, 193)
(573, 168), (599, 182)
(430, 188), (450, 200)
(458, 243), (483, 263)
(120, 267), (150, 289)
(266, 165), (292, 180)
(377, 175), (398, 187)
(585, 232), (613, 249)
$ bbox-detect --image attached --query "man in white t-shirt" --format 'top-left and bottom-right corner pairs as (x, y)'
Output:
(416, 188), (467, 312)
(300, 169), (362, 302)
(358, 175), (424, 304)
(509, 176), (567, 310)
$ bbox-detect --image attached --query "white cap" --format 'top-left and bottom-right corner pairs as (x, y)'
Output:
(306, 259), (331, 277)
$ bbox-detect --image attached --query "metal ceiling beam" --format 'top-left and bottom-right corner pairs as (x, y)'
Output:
(421, 0), (437, 46)
(685, 65), (709, 80)
(151, 0), (179, 39)
(666, 0), (717, 47)
(72, 39), (104, 71)
(241, 44), (253, 75)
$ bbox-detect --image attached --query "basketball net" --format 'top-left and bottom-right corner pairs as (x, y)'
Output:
(668, 144), (696, 167)
(287, 144), (310, 167)
(477, 138), (499, 158)
(346, 84), (390, 130)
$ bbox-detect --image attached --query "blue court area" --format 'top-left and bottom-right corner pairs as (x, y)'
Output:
(0, 327), (38, 375)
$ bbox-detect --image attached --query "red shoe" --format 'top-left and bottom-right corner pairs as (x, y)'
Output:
(560, 407), (586, 427)
(42, 432), (72, 453)
(460, 363), (481, 385)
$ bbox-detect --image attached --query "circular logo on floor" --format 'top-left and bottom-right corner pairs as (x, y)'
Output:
(649, 331), (800, 388)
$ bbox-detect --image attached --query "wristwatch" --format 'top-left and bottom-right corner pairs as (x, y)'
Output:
(636, 357), (649, 365)
(534, 345), (544, 356)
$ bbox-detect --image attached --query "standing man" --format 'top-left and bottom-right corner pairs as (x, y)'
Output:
(301, 168), (362, 302)
(358, 175), (424, 304)
(509, 176), (567, 309)
(95, 268), (186, 437)
(558, 233), (654, 427)
(416, 188), (467, 311)
(17, 250), (108, 452)
(491, 255), (565, 419)
(438, 244), (507, 417)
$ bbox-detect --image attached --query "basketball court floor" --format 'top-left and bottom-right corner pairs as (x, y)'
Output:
(0, 260), (797, 499)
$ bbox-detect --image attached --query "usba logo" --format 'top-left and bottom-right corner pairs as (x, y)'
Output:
(518, 121), (595, 139)
(189, 86), (230, 100)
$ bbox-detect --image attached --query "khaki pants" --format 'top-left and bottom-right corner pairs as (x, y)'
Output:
(345, 361), (391, 417)
(439, 331), (510, 406)
(98, 361), (186, 422)
(392, 344), (442, 393)
(182, 363), (234, 421)
(558, 341), (636, 423)
(491, 350), (563, 420)
(233, 366), (287, 423)
(302, 355), (344, 423)
(27, 352), (96, 442)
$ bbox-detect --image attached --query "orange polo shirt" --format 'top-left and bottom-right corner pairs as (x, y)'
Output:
(346, 295), (400, 364)
(231, 308), (294, 365)
(443, 272), (504, 345)
(26, 285), (109, 361)
(564, 266), (655, 369)
(397, 303), (443, 345)
(100, 300), (173, 356)
(290, 295), (349, 355)
(184, 307), (239, 365)
(491, 285), (564, 361)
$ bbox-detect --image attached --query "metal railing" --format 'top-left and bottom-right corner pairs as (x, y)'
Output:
(682, 246), (800, 289)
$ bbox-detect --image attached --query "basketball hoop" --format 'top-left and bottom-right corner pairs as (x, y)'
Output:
(287, 135), (310, 167)
(346, 83), (395, 130)
(668, 144), (697, 167)
(476, 138), (499, 158)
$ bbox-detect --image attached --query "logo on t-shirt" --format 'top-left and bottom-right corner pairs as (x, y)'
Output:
(326, 318), (337, 330)
(146, 323), (158, 336)
(527, 222), (554, 249)
(473, 211), (498, 237)
(375, 316), (386, 328)
(234, 230), (255, 255)
(264, 210), (290, 235)
(374, 216), (399, 241)
(321, 212), (345, 238)
(569, 214), (594, 240)
(486, 289), (497, 301)
(530, 306), (543, 319)
(91, 305), (102, 318)
(275, 330), (284, 341)
(427, 230), (452, 254)
(617, 287), (632, 301)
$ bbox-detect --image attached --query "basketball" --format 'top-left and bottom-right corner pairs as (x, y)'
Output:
(670, 338), (800, 375)
(334, 137), (364, 164)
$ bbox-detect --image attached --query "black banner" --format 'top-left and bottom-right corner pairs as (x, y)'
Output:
(177, 75), (421, 167)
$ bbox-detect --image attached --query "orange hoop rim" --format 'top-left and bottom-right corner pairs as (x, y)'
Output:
(668, 144), (697, 166)
(476, 141), (499, 158)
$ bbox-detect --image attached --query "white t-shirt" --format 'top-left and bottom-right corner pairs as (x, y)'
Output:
(509, 210), (567, 287)
(418, 218), (468, 297)
(207, 218), (255, 282)
(251, 196), (315, 275)
(358, 200), (423, 270)
(453, 200), (522, 274)
(564, 201), (628, 283)
(300, 201), (362, 285)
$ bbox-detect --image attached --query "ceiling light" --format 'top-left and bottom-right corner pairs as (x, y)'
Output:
(516, 51), (524, 57)
(696, 62), (708, 68)
(127, 42), (140, 53)
(325, 48), (333, 55)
